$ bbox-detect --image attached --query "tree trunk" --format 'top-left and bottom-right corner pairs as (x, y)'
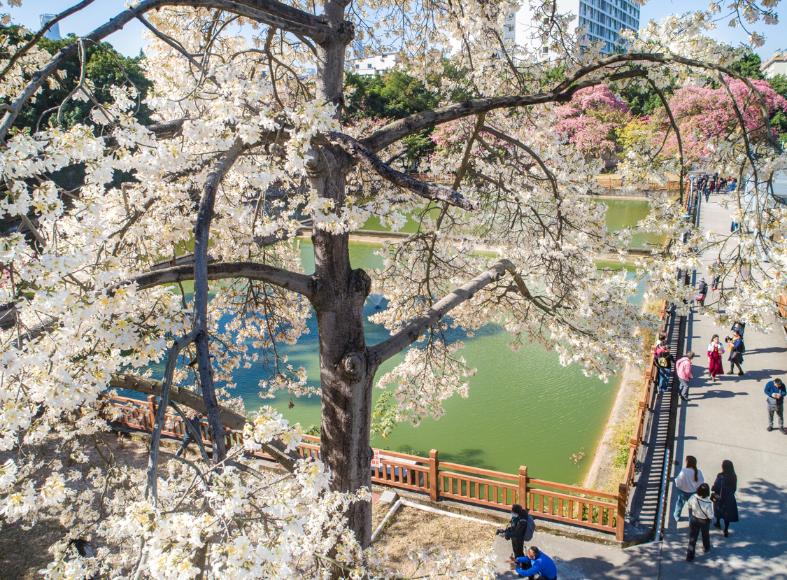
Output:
(307, 0), (372, 549)
(308, 149), (375, 548)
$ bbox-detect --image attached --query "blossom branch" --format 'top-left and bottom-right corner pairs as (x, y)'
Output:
(0, 0), (97, 84)
(328, 131), (478, 210)
(0, 0), (333, 140)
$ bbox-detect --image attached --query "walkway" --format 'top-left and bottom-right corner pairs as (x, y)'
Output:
(494, 192), (787, 579)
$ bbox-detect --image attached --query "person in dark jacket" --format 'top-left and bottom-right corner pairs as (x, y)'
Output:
(727, 332), (744, 376)
(764, 378), (786, 433)
(515, 547), (557, 579)
(712, 460), (739, 537)
(499, 504), (530, 558)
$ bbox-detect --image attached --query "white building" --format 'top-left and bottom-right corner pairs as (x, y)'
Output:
(40, 14), (62, 41)
(509, 0), (640, 56)
(348, 54), (398, 76)
(762, 50), (787, 78)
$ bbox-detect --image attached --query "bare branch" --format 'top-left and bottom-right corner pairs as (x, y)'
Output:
(361, 69), (645, 153)
(329, 131), (478, 210)
(147, 329), (198, 504)
(646, 78), (686, 204)
(108, 374), (299, 471)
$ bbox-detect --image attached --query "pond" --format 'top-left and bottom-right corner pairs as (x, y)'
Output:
(226, 241), (645, 485)
(145, 199), (649, 484)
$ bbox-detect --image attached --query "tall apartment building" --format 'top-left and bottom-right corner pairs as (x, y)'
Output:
(40, 14), (62, 41)
(508, 0), (640, 56)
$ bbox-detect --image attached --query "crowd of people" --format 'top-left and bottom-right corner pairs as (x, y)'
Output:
(692, 172), (737, 204)
(652, 246), (784, 563)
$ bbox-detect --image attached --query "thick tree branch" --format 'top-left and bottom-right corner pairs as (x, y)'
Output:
(368, 257), (593, 365)
(328, 131), (477, 210)
(147, 329), (198, 504)
(108, 374), (298, 471)
(368, 260), (514, 365)
(362, 49), (782, 153)
(361, 69), (644, 153)
(131, 261), (314, 297)
(192, 139), (245, 464)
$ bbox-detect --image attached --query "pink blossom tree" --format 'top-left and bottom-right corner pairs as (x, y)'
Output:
(663, 78), (787, 161)
(553, 85), (630, 157)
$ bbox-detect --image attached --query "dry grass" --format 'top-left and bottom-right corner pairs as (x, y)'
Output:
(373, 506), (495, 575)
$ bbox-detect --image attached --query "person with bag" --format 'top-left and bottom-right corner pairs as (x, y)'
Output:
(673, 455), (704, 521)
(497, 503), (535, 559)
(685, 483), (714, 561)
(727, 332), (745, 376)
(654, 335), (673, 394)
(675, 352), (696, 401)
(706, 335), (725, 383)
(712, 460), (739, 537)
(764, 378), (786, 433)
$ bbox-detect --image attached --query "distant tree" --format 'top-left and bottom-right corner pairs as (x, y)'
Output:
(1, 26), (152, 133)
(553, 84), (630, 157)
(728, 48), (765, 80)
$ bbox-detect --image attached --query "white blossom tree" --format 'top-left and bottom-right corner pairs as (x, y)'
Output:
(0, 0), (784, 576)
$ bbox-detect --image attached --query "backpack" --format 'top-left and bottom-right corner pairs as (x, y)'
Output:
(523, 515), (536, 542)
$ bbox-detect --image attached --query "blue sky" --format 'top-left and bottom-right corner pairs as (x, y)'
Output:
(6, 1), (786, 58)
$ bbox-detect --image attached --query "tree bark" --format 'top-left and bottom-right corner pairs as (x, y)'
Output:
(309, 0), (375, 548)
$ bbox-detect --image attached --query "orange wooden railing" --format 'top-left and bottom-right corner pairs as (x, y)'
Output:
(106, 395), (624, 538)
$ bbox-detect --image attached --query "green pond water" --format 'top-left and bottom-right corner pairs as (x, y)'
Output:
(147, 199), (649, 484)
(226, 239), (645, 485)
(362, 198), (661, 251)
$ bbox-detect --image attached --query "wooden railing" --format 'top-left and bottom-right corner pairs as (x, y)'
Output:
(618, 299), (671, 540)
(106, 395), (624, 539)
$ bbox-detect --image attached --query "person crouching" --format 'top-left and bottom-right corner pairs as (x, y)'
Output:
(514, 547), (557, 579)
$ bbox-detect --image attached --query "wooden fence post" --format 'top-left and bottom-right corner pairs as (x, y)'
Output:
(616, 483), (628, 542)
(146, 395), (156, 430)
(429, 449), (439, 502)
(518, 466), (528, 508)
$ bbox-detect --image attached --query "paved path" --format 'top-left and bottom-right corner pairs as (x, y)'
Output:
(494, 193), (787, 579)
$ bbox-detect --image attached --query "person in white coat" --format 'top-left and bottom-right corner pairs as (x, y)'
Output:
(674, 455), (704, 521)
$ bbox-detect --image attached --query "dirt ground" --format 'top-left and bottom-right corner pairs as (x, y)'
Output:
(371, 505), (497, 576)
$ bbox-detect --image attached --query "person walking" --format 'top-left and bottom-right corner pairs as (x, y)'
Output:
(675, 352), (696, 401)
(712, 460), (739, 537)
(764, 378), (786, 433)
(706, 335), (725, 383)
(685, 483), (714, 561)
(727, 332), (745, 376)
(695, 278), (708, 307)
(514, 547), (558, 579)
(673, 455), (704, 521)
